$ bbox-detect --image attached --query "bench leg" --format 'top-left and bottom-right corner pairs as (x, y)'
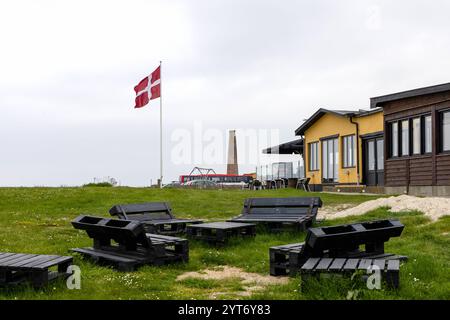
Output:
(31, 270), (49, 288)
(366, 242), (385, 254)
(0, 271), (10, 284)
(58, 261), (73, 274)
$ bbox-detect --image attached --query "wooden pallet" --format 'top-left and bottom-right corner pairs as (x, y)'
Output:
(269, 243), (305, 276)
(228, 197), (322, 232)
(0, 252), (72, 288)
(71, 215), (189, 271)
(304, 219), (405, 257)
(269, 240), (407, 277)
(186, 222), (256, 244)
(142, 220), (203, 235)
(300, 257), (401, 288)
(109, 202), (203, 235)
(269, 219), (407, 282)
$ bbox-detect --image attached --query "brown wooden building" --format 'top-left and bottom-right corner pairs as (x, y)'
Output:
(371, 82), (450, 196)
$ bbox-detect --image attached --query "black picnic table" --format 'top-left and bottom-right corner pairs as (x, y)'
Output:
(0, 252), (72, 288)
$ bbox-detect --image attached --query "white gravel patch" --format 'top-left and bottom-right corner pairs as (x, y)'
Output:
(318, 195), (450, 221)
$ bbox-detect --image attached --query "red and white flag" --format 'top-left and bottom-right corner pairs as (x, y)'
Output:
(134, 65), (161, 108)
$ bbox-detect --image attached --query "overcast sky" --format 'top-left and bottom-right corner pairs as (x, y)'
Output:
(1, 0), (450, 186)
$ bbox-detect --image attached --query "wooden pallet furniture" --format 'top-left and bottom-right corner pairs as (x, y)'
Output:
(0, 252), (73, 288)
(71, 215), (189, 271)
(303, 219), (404, 257)
(186, 222), (256, 245)
(109, 202), (203, 235)
(300, 257), (401, 288)
(269, 243), (304, 276)
(228, 197), (322, 231)
(269, 219), (407, 288)
(269, 241), (407, 276)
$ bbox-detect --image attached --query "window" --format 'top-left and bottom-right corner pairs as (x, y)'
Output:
(342, 135), (356, 168)
(391, 122), (399, 157)
(322, 138), (339, 183)
(401, 120), (409, 156)
(424, 116), (432, 153)
(412, 117), (421, 154)
(377, 139), (384, 170)
(442, 111), (450, 152)
(368, 140), (375, 170)
(309, 142), (319, 171)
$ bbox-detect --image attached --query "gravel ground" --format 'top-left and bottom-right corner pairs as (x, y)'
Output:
(318, 194), (450, 221)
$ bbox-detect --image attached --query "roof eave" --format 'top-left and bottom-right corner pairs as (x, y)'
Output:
(370, 82), (450, 109)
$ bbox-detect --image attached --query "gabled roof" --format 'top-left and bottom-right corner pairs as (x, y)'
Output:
(370, 82), (450, 109)
(294, 108), (381, 136)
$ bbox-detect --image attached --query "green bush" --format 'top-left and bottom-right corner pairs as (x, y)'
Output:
(82, 182), (113, 187)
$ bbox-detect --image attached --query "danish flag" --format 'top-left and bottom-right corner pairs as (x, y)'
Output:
(134, 66), (161, 108)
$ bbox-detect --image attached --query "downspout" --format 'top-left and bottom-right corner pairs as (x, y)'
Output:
(349, 115), (360, 186)
(301, 135), (306, 179)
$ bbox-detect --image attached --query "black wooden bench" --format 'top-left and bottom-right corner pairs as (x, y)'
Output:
(109, 202), (203, 235)
(71, 215), (189, 271)
(186, 222), (256, 245)
(303, 219), (405, 257)
(0, 252), (72, 288)
(300, 257), (401, 288)
(269, 219), (407, 288)
(269, 242), (406, 276)
(228, 197), (322, 231)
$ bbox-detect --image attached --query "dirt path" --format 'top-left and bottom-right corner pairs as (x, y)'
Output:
(318, 195), (450, 221)
(176, 266), (288, 298)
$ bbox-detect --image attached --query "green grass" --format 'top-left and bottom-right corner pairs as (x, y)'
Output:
(0, 187), (448, 300)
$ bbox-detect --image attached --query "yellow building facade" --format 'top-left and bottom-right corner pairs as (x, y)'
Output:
(296, 109), (383, 186)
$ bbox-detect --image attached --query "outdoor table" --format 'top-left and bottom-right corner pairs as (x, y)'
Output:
(186, 222), (256, 244)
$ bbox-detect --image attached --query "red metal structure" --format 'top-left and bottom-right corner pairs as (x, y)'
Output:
(179, 167), (253, 184)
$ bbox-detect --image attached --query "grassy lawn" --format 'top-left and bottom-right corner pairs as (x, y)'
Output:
(0, 187), (448, 300)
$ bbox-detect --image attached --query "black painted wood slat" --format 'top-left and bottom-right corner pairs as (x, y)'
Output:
(315, 258), (333, 271)
(343, 259), (359, 271)
(301, 257), (321, 271)
(328, 258), (347, 272)
(32, 256), (73, 270)
(1, 254), (42, 267)
(0, 253), (29, 264)
(357, 259), (373, 271)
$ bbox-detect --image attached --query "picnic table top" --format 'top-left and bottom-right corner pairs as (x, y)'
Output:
(0, 252), (72, 271)
(187, 222), (256, 229)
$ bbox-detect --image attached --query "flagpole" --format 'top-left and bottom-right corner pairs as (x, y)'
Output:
(159, 60), (163, 188)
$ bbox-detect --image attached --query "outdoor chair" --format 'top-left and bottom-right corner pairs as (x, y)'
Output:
(228, 197), (322, 231)
(265, 180), (276, 189)
(109, 202), (203, 235)
(296, 177), (311, 192)
(251, 179), (263, 190)
(71, 215), (188, 271)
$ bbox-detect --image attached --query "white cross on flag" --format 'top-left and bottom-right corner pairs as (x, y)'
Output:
(134, 65), (161, 108)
